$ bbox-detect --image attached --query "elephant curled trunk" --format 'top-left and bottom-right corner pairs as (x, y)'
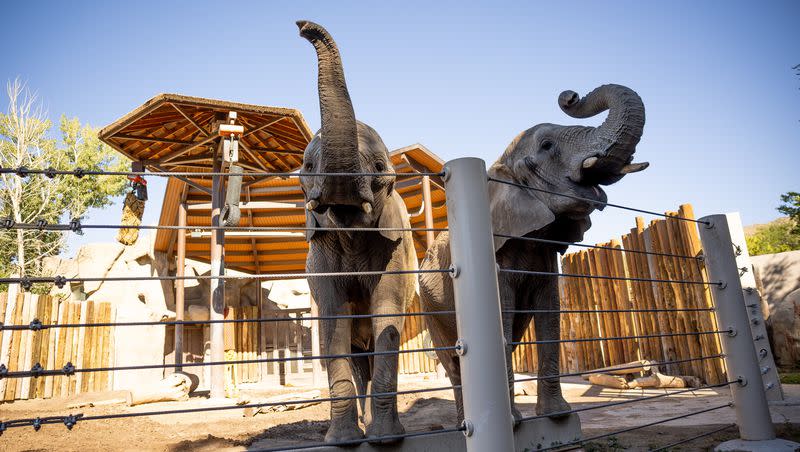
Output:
(558, 84), (647, 185)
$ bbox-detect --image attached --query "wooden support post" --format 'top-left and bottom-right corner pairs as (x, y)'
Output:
(175, 198), (187, 370)
(421, 175), (435, 248)
(209, 155), (226, 398)
(310, 295), (323, 388)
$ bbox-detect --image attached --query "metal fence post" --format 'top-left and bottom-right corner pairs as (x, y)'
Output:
(698, 213), (799, 451)
(443, 157), (515, 451)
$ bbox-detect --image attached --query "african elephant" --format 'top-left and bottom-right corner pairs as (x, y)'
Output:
(296, 21), (417, 443)
(419, 84), (647, 423)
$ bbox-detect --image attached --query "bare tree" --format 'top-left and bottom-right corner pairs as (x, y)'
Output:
(0, 79), (128, 281)
(0, 79), (61, 277)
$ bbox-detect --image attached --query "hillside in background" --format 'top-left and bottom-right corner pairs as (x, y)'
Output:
(745, 217), (800, 256)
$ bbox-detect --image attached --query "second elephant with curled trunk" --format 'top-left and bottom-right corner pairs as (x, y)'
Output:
(420, 84), (648, 423)
(297, 21), (417, 444)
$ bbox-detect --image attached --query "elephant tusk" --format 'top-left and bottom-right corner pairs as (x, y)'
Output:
(306, 199), (319, 211)
(619, 161), (650, 174)
(362, 202), (372, 214)
(582, 156), (599, 169)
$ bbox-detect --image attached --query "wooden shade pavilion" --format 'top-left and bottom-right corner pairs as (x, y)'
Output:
(100, 94), (447, 393)
(98, 93), (314, 191)
(152, 143), (447, 273)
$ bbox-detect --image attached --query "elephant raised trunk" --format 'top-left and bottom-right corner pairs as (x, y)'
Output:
(558, 84), (647, 185)
(297, 20), (372, 209)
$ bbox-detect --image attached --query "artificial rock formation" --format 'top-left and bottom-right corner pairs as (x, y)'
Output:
(768, 288), (800, 369)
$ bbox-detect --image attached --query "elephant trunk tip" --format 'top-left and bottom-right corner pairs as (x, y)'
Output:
(558, 90), (580, 111)
(296, 20), (330, 44)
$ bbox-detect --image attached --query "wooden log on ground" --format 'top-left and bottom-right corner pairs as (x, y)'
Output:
(126, 372), (192, 406)
(581, 360), (657, 379)
(587, 373), (629, 389)
(629, 372), (701, 389)
(238, 390), (322, 416)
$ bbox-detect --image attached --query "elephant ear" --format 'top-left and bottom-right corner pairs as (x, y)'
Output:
(377, 191), (406, 242)
(488, 163), (555, 252)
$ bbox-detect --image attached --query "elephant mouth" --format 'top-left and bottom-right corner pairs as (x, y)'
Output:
(312, 203), (371, 228)
(567, 176), (608, 209)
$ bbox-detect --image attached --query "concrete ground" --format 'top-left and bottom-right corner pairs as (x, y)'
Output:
(1, 374), (798, 451)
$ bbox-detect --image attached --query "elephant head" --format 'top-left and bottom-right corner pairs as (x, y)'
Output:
(490, 84), (647, 251)
(297, 21), (401, 241)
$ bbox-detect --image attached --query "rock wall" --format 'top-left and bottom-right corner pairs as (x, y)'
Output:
(752, 250), (800, 369)
(752, 250), (800, 315)
(42, 233), (172, 391)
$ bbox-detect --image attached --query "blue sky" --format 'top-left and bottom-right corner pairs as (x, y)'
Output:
(1, 1), (798, 255)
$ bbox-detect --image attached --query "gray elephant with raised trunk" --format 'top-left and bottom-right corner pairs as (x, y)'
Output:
(296, 21), (417, 443)
(420, 84), (647, 423)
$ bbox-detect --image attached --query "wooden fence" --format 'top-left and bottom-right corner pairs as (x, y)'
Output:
(510, 203), (726, 384)
(399, 296), (439, 374)
(0, 291), (115, 401)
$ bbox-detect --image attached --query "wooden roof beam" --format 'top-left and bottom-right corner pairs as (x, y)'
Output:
(160, 134), (219, 163)
(170, 103), (211, 137)
(149, 163), (212, 195)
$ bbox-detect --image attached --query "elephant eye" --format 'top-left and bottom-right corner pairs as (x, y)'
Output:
(304, 162), (313, 171)
(375, 161), (386, 172)
(541, 140), (554, 151)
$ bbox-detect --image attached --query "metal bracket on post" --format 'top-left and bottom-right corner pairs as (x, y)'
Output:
(219, 111), (243, 163)
(698, 213), (799, 452)
(443, 158), (514, 451)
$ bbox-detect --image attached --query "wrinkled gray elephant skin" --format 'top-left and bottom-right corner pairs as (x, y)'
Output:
(297, 20), (417, 444)
(420, 84), (648, 424)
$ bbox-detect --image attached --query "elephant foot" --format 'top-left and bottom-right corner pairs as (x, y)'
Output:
(535, 394), (571, 419)
(366, 415), (405, 444)
(325, 421), (365, 445)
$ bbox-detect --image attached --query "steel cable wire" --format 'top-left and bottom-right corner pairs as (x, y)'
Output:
(649, 423), (736, 452)
(538, 402), (733, 451)
(517, 380), (736, 423)
(0, 167), (444, 178)
(0, 385), (460, 432)
(1, 307), (714, 331)
(0, 221), (449, 234)
(0, 268), (454, 289)
(1, 310), (458, 331)
(512, 354), (725, 384)
(487, 177), (710, 226)
(503, 307), (715, 315)
(510, 329), (730, 346)
(0, 346), (458, 380)
(498, 267), (722, 286)
(492, 233), (702, 260)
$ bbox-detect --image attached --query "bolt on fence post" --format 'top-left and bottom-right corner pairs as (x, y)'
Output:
(697, 213), (778, 445)
(443, 157), (515, 451)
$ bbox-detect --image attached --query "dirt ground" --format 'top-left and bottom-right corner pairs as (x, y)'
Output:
(1, 376), (798, 451)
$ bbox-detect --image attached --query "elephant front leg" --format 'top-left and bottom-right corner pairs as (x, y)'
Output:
(500, 283), (523, 426)
(503, 312), (523, 426)
(320, 302), (364, 442)
(365, 307), (405, 442)
(533, 277), (571, 418)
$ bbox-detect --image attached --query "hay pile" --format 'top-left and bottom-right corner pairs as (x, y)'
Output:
(117, 191), (145, 245)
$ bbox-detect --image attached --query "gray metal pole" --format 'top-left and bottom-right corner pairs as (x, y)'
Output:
(209, 157), (226, 398)
(444, 157), (514, 451)
(174, 200), (187, 370)
(698, 213), (774, 441)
